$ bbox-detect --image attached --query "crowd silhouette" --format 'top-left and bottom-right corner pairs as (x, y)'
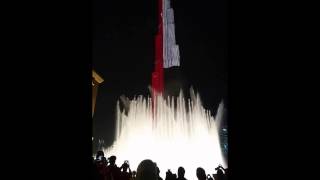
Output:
(93, 151), (228, 180)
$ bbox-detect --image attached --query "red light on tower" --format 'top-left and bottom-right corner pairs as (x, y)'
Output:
(152, 0), (180, 112)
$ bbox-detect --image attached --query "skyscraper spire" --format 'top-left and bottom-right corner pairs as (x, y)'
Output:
(163, 0), (180, 68)
(152, 0), (180, 96)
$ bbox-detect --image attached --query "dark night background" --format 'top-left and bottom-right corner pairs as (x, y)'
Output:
(92, 0), (227, 149)
(1, 0), (314, 179)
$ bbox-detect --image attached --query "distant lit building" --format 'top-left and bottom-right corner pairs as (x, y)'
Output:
(220, 126), (228, 156)
(92, 70), (104, 117)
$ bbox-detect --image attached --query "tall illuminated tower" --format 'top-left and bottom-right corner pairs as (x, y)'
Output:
(152, 0), (180, 98)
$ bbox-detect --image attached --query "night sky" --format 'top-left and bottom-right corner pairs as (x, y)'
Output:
(93, 0), (227, 149)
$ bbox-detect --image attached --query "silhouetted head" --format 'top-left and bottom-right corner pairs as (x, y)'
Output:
(108, 155), (116, 165)
(224, 168), (228, 175)
(156, 167), (160, 176)
(178, 167), (185, 178)
(216, 169), (224, 178)
(166, 170), (176, 180)
(196, 167), (206, 180)
(166, 169), (173, 178)
(102, 157), (107, 164)
(173, 174), (177, 179)
(207, 174), (213, 180)
(121, 161), (129, 171)
(96, 150), (104, 159)
(132, 171), (137, 177)
(136, 159), (157, 180)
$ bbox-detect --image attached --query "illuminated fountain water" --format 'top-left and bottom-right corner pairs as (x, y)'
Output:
(102, 89), (227, 180)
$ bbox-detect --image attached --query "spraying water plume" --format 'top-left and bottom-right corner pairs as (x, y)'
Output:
(102, 88), (227, 180)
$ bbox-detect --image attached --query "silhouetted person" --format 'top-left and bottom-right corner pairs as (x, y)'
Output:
(131, 171), (137, 180)
(173, 174), (177, 180)
(103, 157), (109, 165)
(196, 167), (206, 180)
(95, 155), (108, 180)
(96, 150), (105, 160)
(207, 174), (214, 180)
(172, 174), (177, 180)
(156, 167), (163, 180)
(215, 165), (226, 180)
(135, 159), (158, 180)
(120, 161), (132, 180)
(177, 167), (187, 180)
(93, 156), (101, 180)
(165, 169), (177, 180)
(165, 170), (171, 180)
(108, 156), (117, 166)
(223, 168), (228, 180)
(106, 156), (120, 180)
